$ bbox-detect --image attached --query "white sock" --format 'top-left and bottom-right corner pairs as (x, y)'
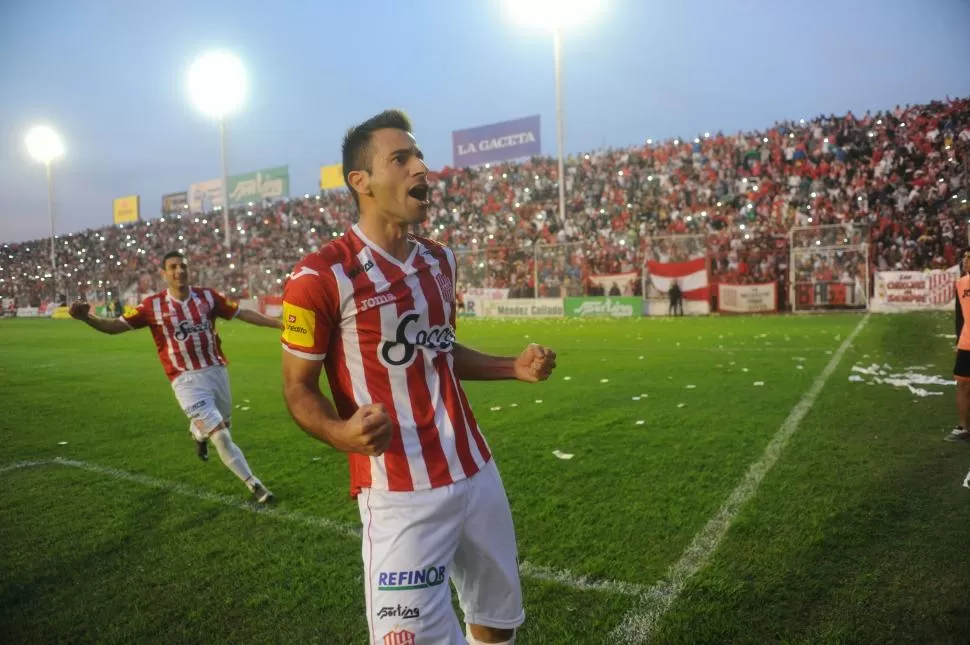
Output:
(465, 627), (514, 645)
(209, 429), (256, 486)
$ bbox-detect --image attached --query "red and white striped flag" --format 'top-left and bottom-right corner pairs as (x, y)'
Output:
(646, 258), (709, 301)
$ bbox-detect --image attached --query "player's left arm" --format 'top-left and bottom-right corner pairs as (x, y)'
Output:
(441, 244), (555, 382)
(452, 343), (556, 383)
(235, 308), (284, 330)
(207, 289), (280, 329)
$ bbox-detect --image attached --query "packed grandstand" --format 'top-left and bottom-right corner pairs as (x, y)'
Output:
(2, 97), (968, 315)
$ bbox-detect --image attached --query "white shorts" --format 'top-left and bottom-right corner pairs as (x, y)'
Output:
(171, 366), (232, 440)
(358, 459), (524, 645)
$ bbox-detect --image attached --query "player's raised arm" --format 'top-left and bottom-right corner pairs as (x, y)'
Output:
(452, 342), (557, 382)
(234, 308), (284, 330)
(69, 300), (134, 335)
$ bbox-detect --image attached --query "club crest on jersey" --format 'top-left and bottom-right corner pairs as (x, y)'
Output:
(380, 312), (455, 368)
(435, 272), (454, 301)
(382, 629), (415, 645)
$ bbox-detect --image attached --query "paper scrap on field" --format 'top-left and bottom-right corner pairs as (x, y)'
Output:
(849, 363), (952, 397)
(552, 450), (574, 460)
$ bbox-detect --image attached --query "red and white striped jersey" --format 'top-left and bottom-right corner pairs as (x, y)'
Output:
(122, 287), (239, 381)
(281, 225), (491, 497)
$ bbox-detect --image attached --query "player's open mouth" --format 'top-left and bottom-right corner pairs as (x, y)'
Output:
(407, 184), (430, 206)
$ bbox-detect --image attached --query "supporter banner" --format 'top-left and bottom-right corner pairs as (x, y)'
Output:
(871, 266), (959, 313)
(161, 191), (188, 214)
(320, 164), (344, 191)
(452, 115), (541, 167)
(188, 178), (224, 213)
(481, 299), (564, 318)
(646, 258), (708, 300)
(564, 296), (642, 318)
(718, 283), (778, 313)
(793, 281), (866, 309)
(589, 271), (638, 296)
(112, 195), (140, 224)
(463, 287), (509, 300)
(227, 165), (290, 207)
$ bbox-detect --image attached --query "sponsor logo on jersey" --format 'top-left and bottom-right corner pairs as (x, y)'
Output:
(347, 259), (375, 281)
(378, 565), (446, 591)
(288, 266), (320, 281)
(360, 292), (396, 312)
(281, 302), (315, 349)
(174, 319), (210, 341)
(379, 313), (455, 368)
(377, 604), (420, 620)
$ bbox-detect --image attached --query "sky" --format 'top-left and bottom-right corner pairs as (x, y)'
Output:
(1, 0), (969, 243)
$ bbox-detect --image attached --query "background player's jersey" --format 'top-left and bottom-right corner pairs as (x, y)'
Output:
(282, 225), (491, 497)
(122, 287), (239, 381)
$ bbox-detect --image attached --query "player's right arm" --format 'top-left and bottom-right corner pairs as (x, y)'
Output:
(69, 301), (134, 335)
(280, 264), (392, 456)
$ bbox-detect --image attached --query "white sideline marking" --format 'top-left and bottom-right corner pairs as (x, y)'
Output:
(0, 457), (643, 597)
(609, 314), (870, 644)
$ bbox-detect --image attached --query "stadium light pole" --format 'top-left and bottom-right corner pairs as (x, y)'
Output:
(187, 51), (247, 249)
(25, 125), (65, 304)
(505, 0), (602, 225)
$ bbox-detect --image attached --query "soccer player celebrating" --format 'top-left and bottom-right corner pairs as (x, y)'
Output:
(69, 251), (281, 503)
(281, 110), (556, 645)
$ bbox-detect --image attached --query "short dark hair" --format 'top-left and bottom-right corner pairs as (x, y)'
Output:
(162, 251), (185, 267)
(342, 109), (413, 209)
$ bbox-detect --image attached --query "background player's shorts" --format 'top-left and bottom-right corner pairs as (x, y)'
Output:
(171, 366), (233, 439)
(954, 350), (970, 382)
(358, 459), (524, 645)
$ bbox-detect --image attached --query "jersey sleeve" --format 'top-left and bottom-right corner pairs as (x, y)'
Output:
(281, 262), (338, 361)
(121, 298), (152, 329)
(209, 290), (240, 320)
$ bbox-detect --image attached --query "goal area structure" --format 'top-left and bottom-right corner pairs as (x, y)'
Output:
(789, 224), (869, 312)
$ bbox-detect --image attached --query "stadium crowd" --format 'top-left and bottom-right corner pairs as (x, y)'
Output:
(2, 97), (968, 308)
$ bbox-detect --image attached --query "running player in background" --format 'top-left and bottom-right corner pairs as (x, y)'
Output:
(281, 110), (556, 645)
(69, 250), (281, 503)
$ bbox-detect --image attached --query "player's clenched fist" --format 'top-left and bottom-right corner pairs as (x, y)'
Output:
(513, 343), (557, 383)
(69, 301), (90, 320)
(341, 403), (393, 456)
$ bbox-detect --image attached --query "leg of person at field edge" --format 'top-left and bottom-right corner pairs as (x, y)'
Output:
(453, 461), (524, 645)
(957, 380), (970, 432)
(957, 380), (969, 429)
(950, 350), (970, 441)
